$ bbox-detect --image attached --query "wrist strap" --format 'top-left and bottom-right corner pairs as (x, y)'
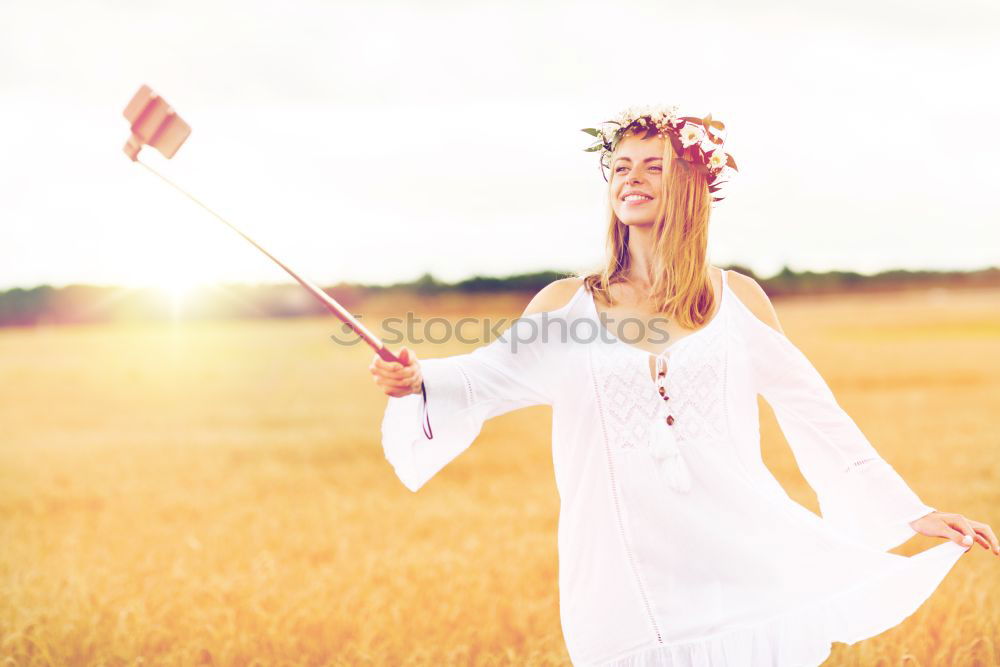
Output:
(420, 382), (434, 439)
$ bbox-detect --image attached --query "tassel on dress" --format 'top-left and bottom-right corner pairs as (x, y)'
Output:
(648, 415), (692, 492)
(649, 354), (692, 492)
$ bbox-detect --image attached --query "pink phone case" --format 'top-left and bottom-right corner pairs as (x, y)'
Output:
(122, 84), (191, 161)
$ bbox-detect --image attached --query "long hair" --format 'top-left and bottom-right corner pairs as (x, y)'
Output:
(581, 130), (716, 329)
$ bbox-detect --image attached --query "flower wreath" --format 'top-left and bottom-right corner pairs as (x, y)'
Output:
(581, 104), (739, 204)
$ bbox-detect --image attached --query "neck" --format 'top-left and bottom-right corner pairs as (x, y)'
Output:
(625, 223), (657, 289)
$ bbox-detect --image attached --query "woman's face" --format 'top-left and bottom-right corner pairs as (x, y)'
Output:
(610, 132), (666, 227)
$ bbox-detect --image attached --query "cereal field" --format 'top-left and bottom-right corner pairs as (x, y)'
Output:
(1, 286), (998, 665)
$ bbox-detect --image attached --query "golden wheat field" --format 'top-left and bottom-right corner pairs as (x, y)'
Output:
(1, 285), (999, 666)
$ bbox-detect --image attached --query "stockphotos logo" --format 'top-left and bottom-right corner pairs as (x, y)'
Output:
(330, 310), (678, 352)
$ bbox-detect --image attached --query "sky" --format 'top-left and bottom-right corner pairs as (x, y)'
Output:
(1, 0), (997, 291)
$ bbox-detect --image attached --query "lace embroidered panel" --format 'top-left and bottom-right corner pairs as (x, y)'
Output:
(591, 321), (729, 451)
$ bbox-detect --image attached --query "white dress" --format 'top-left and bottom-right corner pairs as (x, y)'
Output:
(380, 269), (970, 666)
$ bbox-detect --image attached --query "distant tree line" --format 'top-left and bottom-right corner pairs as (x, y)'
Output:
(0, 266), (996, 328)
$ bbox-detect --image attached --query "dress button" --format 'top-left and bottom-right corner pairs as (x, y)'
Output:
(666, 415), (675, 426)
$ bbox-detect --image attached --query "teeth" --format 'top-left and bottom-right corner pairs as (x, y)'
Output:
(624, 195), (652, 201)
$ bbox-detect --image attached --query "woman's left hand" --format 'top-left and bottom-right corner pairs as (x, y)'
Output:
(909, 511), (999, 556)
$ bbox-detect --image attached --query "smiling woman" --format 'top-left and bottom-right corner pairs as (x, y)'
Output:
(591, 124), (716, 335)
(371, 105), (990, 667)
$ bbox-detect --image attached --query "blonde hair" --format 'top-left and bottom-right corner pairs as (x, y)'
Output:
(582, 129), (716, 329)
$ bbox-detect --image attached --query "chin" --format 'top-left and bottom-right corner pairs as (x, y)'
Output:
(614, 203), (658, 228)
(618, 215), (656, 227)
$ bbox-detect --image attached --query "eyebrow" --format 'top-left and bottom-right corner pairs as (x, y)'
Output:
(613, 157), (663, 164)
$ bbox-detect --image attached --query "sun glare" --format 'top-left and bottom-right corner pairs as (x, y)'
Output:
(151, 270), (207, 319)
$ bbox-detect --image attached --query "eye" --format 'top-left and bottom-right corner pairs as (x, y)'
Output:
(615, 164), (660, 173)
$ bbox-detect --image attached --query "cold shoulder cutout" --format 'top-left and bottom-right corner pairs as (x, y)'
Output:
(523, 276), (586, 317)
(725, 269), (785, 334)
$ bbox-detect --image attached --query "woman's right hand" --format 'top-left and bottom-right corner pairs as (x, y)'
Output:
(369, 346), (423, 397)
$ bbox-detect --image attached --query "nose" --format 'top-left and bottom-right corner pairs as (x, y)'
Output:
(623, 166), (643, 185)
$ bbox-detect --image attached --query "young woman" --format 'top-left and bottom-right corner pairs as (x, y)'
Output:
(370, 105), (997, 666)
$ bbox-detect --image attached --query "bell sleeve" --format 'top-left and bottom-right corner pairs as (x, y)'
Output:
(739, 299), (936, 552)
(380, 313), (557, 493)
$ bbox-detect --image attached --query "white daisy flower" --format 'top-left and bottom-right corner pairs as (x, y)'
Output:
(679, 123), (704, 148)
(657, 105), (677, 122)
(617, 106), (637, 124)
(708, 149), (728, 170)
